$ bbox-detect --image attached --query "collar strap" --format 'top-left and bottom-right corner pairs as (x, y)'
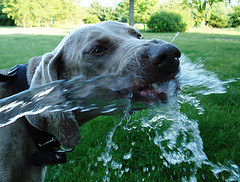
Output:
(25, 118), (61, 151)
(0, 65), (18, 82)
(0, 64), (29, 93)
(25, 118), (68, 166)
(12, 64), (29, 93)
(1, 64), (69, 166)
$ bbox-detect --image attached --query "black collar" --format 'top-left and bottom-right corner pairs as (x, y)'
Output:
(0, 64), (68, 166)
(0, 64), (29, 93)
(10, 64), (29, 93)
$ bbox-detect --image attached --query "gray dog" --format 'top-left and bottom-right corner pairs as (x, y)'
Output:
(0, 21), (180, 181)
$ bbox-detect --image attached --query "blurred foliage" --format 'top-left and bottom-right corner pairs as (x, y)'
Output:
(2, 0), (84, 27)
(0, 0), (240, 30)
(115, 0), (159, 25)
(0, 0), (14, 25)
(159, 0), (195, 28)
(88, 1), (119, 22)
(147, 0), (194, 32)
(83, 14), (100, 24)
(230, 5), (240, 28)
(206, 2), (233, 28)
(147, 12), (187, 32)
(182, 0), (229, 27)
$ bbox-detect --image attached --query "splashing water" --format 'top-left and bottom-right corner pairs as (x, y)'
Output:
(170, 32), (180, 44)
(0, 75), (132, 127)
(90, 56), (239, 181)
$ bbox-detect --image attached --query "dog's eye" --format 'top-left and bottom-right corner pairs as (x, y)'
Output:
(91, 46), (107, 55)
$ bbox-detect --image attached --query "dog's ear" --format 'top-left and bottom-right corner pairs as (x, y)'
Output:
(26, 39), (80, 149)
(29, 50), (62, 86)
(26, 112), (80, 149)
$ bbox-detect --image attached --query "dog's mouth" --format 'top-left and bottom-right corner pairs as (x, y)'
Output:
(114, 76), (179, 104)
(131, 79), (179, 103)
(132, 84), (168, 102)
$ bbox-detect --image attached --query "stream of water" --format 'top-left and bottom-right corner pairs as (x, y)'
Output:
(92, 56), (239, 181)
(0, 75), (133, 127)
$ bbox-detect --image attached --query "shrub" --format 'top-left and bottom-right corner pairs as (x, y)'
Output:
(0, 14), (14, 26)
(158, 0), (194, 29)
(230, 6), (240, 28)
(147, 11), (187, 32)
(83, 15), (100, 24)
(206, 2), (232, 28)
(207, 15), (229, 28)
(0, 3), (14, 26)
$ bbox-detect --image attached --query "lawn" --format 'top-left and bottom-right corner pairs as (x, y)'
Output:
(0, 27), (239, 181)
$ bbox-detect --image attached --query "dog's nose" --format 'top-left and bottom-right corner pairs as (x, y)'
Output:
(145, 44), (181, 74)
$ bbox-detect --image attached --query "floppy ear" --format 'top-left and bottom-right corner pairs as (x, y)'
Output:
(26, 41), (80, 149)
(30, 50), (62, 86)
(26, 111), (80, 149)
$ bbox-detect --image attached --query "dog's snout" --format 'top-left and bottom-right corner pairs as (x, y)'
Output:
(145, 44), (181, 74)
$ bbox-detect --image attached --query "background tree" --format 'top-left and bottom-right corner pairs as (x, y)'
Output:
(183, 0), (230, 27)
(1, 0), (239, 29)
(230, 5), (240, 27)
(115, 2), (128, 22)
(2, 0), (83, 27)
(129, 0), (134, 26)
(158, 0), (194, 30)
(206, 2), (232, 28)
(115, 0), (159, 27)
(0, 0), (14, 25)
(83, 14), (100, 24)
(89, 1), (105, 21)
(3, 0), (34, 27)
(88, 1), (118, 22)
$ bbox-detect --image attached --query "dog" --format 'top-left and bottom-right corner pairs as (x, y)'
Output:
(0, 21), (180, 181)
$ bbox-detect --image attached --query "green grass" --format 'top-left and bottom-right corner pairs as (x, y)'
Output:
(0, 34), (64, 69)
(0, 28), (240, 181)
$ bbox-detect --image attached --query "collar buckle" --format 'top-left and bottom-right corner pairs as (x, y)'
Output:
(8, 65), (20, 76)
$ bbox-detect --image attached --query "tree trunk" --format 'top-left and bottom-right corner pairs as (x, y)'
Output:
(38, 17), (41, 27)
(23, 19), (26, 28)
(201, 18), (205, 28)
(129, 0), (134, 27)
(50, 17), (53, 27)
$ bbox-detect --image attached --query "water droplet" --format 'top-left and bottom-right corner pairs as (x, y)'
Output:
(125, 168), (130, 172)
(111, 160), (122, 169)
(143, 167), (149, 172)
(123, 149), (132, 160)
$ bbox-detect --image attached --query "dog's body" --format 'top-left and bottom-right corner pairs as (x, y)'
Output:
(0, 82), (44, 181)
(0, 21), (180, 181)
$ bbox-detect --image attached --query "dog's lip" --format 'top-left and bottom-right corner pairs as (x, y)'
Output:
(114, 80), (178, 103)
(132, 86), (167, 102)
(113, 71), (180, 103)
(130, 73), (179, 103)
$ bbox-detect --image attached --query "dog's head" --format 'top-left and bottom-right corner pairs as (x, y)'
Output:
(26, 21), (181, 149)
